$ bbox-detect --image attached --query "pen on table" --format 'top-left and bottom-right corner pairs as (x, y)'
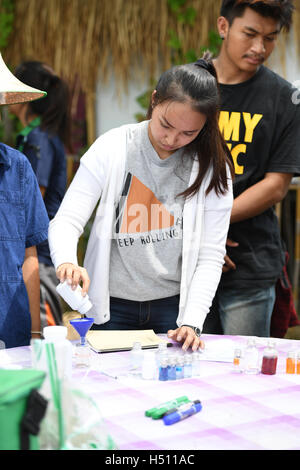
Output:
(100, 371), (118, 380)
(145, 396), (190, 419)
(163, 400), (202, 426)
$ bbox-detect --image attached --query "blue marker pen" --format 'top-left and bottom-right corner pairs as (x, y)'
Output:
(163, 400), (202, 426)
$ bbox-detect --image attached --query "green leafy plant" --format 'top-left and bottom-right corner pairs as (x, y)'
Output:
(0, 0), (14, 49)
(167, 0), (197, 65)
(135, 0), (222, 121)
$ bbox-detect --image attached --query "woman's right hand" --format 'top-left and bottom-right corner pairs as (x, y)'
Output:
(56, 263), (90, 295)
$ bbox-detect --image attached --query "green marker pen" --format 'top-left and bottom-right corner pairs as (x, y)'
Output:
(145, 396), (190, 419)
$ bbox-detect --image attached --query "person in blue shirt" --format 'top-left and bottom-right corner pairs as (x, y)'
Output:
(0, 145), (49, 348)
(0, 55), (49, 348)
(10, 61), (71, 327)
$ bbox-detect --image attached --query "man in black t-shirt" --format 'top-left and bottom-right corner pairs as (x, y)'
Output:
(205, 0), (300, 336)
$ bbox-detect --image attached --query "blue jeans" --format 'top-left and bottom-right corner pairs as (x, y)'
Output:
(218, 285), (276, 337)
(91, 295), (180, 334)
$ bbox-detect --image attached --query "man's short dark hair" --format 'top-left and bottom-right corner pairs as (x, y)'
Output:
(220, 0), (294, 32)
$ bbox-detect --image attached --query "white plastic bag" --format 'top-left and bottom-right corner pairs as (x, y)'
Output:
(32, 339), (117, 450)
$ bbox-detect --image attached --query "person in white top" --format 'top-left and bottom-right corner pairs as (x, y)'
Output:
(48, 54), (234, 351)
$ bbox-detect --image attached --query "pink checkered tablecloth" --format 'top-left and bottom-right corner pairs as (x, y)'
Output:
(1, 334), (300, 450)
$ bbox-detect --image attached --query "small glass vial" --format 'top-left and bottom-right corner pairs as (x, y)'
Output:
(261, 341), (278, 375)
(183, 354), (193, 378)
(129, 342), (143, 375)
(233, 348), (243, 373)
(296, 351), (300, 375)
(159, 356), (169, 381)
(74, 342), (91, 368)
(56, 280), (92, 315)
(192, 351), (201, 377)
(156, 342), (168, 366)
(175, 355), (184, 380)
(244, 338), (260, 375)
(286, 350), (296, 374)
(167, 355), (177, 381)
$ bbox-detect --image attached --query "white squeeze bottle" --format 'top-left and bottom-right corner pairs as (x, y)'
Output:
(43, 326), (73, 381)
(56, 280), (92, 315)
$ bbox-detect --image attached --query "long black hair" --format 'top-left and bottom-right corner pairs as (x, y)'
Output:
(220, 0), (294, 32)
(147, 53), (234, 198)
(14, 61), (71, 149)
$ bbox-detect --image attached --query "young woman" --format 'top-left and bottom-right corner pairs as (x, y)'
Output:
(10, 61), (71, 326)
(49, 55), (234, 351)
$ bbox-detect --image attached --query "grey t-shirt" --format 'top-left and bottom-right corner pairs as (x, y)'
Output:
(109, 120), (193, 301)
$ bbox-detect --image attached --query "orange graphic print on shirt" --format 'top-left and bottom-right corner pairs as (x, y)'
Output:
(116, 173), (175, 235)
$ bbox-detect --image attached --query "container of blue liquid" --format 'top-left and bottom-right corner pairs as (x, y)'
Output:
(167, 355), (177, 381)
(159, 357), (168, 381)
(176, 356), (184, 380)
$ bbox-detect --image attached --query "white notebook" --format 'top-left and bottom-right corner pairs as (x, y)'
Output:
(86, 329), (171, 353)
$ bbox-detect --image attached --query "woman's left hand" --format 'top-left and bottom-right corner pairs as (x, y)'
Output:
(167, 326), (205, 351)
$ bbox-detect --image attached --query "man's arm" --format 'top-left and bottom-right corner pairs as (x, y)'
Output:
(22, 246), (41, 338)
(230, 172), (293, 224)
(223, 172), (293, 273)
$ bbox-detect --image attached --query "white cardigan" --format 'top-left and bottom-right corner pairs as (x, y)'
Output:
(49, 123), (233, 331)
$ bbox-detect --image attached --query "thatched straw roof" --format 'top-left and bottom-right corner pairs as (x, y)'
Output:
(4, 0), (222, 89)
(2, 0), (300, 143)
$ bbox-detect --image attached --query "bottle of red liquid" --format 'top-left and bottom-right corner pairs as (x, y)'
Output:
(261, 341), (278, 375)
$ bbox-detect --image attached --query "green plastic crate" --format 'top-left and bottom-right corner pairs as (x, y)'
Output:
(0, 369), (46, 450)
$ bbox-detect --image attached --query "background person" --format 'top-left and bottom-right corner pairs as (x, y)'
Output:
(10, 61), (71, 327)
(203, 0), (300, 337)
(0, 55), (49, 348)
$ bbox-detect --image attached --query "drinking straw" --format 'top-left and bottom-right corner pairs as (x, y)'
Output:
(31, 339), (43, 366)
(45, 342), (65, 449)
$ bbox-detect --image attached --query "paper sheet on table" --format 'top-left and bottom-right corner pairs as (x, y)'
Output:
(0, 349), (23, 369)
(86, 329), (170, 353)
(199, 339), (236, 363)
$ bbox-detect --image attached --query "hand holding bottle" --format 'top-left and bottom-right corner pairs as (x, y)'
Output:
(56, 263), (90, 295)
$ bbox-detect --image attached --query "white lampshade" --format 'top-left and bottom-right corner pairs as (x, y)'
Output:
(0, 53), (46, 105)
